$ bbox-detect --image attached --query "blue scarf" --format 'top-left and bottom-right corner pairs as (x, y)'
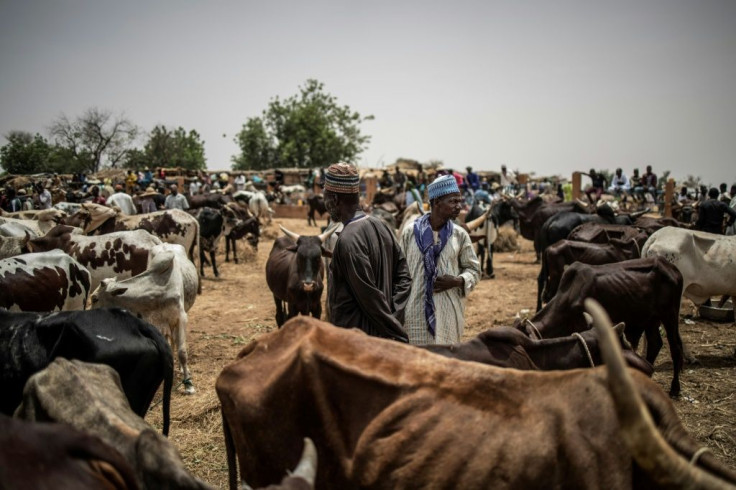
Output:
(413, 213), (452, 336)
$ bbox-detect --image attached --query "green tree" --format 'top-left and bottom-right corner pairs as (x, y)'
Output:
(139, 125), (207, 170)
(0, 131), (53, 174)
(232, 79), (373, 170)
(49, 107), (138, 173)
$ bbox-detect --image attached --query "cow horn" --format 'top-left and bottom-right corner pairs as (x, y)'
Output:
(466, 208), (490, 231)
(280, 225), (300, 242)
(416, 201), (425, 216)
(576, 198), (589, 208)
(318, 223), (339, 243)
(630, 209), (650, 219)
(584, 298), (736, 489)
(291, 438), (318, 485)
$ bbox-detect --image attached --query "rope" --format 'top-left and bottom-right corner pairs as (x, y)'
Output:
(690, 446), (712, 466)
(525, 318), (543, 340)
(572, 332), (595, 368)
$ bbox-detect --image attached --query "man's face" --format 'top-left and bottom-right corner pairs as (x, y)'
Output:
(616, 169), (622, 177)
(171, 186), (178, 195)
(434, 192), (464, 222)
(324, 191), (339, 221)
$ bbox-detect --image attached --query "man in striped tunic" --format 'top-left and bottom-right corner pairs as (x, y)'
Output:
(325, 163), (412, 342)
(400, 175), (481, 345)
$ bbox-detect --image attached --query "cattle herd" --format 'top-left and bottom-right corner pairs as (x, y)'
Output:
(1, 187), (735, 489)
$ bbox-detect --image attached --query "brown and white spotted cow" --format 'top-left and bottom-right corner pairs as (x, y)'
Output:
(67, 203), (200, 265)
(0, 250), (91, 312)
(28, 224), (162, 293)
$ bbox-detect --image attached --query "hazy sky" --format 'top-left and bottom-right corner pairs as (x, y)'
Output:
(1, 0), (734, 186)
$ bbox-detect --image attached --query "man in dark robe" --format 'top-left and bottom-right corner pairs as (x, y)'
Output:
(696, 187), (736, 234)
(325, 162), (411, 342)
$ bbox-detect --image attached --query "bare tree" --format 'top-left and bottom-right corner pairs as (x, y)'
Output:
(49, 107), (138, 173)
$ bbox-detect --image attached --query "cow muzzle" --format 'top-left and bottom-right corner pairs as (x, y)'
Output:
(302, 281), (316, 292)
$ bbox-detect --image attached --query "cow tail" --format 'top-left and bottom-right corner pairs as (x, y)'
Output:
(222, 408), (239, 490)
(194, 219), (202, 294)
(161, 338), (174, 437)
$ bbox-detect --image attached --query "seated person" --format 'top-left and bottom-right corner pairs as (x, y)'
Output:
(582, 169), (607, 204)
(607, 168), (631, 199)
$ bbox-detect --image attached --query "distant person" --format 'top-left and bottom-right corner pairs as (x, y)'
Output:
(5, 188), (22, 212)
(608, 168), (631, 200)
(125, 170), (138, 195)
(379, 170), (393, 190)
(164, 184), (189, 210)
(234, 174), (246, 192)
(88, 185), (106, 205)
(582, 169), (607, 204)
(641, 165), (657, 200)
(465, 166), (480, 200)
(37, 183), (52, 209)
(138, 187), (159, 214)
(499, 164), (517, 193)
(394, 166), (406, 192)
(107, 184), (137, 215)
(696, 187), (736, 234)
(719, 182), (731, 203)
(400, 174), (481, 345)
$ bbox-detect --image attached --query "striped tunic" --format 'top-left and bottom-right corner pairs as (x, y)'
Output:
(400, 219), (481, 345)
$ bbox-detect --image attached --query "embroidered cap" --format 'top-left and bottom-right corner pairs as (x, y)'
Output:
(428, 174), (460, 201)
(324, 162), (360, 194)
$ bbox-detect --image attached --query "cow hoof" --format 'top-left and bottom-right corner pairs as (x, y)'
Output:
(182, 379), (196, 395)
(685, 356), (700, 365)
(483, 273), (495, 280)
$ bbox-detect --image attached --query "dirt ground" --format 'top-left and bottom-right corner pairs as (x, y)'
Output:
(145, 217), (736, 489)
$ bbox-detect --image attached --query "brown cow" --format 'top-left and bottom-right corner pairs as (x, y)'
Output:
(0, 414), (139, 490)
(217, 315), (736, 489)
(520, 257), (684, 396)
(540, 238), (642, 304)
(421, 324), (654, 376)
(265, 226), (336, 327)
(568, 221), (648, 245)
(306, 194), (327, 227)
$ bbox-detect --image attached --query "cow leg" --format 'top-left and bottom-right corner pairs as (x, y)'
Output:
(172, 312), (195, 394)
(232, 238), (239, 264)
(485, 243), (495, 279)
(210, 248), (219, 278)
(199, 247), (207, 277)
(662, 308), (684, 397)
(274, 295), (285, 327)
(476, 243), (486, 277)
(225, 236), (231, 262)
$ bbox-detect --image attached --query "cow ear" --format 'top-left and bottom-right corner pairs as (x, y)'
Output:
(286, 244), (299, 253)
(321, 247), (333, 258)
(111, 287), (128, 297)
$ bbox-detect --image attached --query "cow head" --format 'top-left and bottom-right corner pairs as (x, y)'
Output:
(90, 277), (128, 307)
(280, 225), (337, 292)
(27, 225), (74, 253)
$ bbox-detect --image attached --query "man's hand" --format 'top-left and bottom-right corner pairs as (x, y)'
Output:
(434, 275), (463, 293)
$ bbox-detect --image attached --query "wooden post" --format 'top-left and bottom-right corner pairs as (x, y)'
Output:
(664, 178), (675, 218)
(572, 172), (582, 201)
(365, 176), (377, 204)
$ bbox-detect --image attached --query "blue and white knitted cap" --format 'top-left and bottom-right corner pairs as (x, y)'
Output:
(428, 174), (460, 200)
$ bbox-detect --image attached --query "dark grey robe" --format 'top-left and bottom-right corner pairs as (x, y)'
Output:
(328, 214), (411, 342)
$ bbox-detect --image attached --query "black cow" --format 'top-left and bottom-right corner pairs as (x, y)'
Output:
(187, 193), (231, 210)
(535, 206), (648, 310)
(265, 226), (336, 327)
(422, 324), (654, 375)
(197, 207), (225, 277)
(0, 308), (173, 435)
(223, 203), (260, 262)
(507, 196), (591, 261)
(306, 194), (327, 227)
(520, 257), (684, 396)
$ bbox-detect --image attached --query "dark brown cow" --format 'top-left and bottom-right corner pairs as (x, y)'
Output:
(422, 324), (654, 376)
(520, 257), (684, 396)
(306, 194), (327, 227)
(186, 192), (231, 210)
(568, 222), (648, 245)
(633, 216), (683, 235)
(27, 224), (162, 293)
(265, 226), (335, 327)
(540, 238), (642, 304)
(507, 196), (591, 261)
(223, 202), (260, 261)
(216, 315), (736, 489)
(0, 415), (139, 490)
